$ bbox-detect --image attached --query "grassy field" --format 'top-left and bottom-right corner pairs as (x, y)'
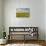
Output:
(16, 12), (30, 17)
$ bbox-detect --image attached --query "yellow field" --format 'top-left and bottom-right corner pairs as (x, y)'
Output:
(16, 12), (30, 17)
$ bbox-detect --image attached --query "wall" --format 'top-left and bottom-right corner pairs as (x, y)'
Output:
(3, 0), (45, 40)
(45, 0), (46, 40)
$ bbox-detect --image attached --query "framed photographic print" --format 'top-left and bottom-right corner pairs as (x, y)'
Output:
(16, 8), (30, 17)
